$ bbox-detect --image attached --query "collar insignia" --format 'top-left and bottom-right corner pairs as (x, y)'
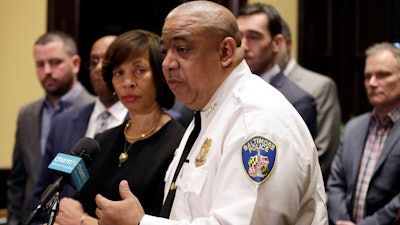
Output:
(206, 103), (217, 118)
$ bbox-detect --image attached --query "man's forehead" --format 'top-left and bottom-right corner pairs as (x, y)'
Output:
(239, 18), (269, 32)
(161, 35), (190, 44)
(163, 14), (203, 30)
(161, 20), (198, 44)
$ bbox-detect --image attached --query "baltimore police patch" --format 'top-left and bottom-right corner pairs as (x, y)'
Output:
(241, 136), (277, 184)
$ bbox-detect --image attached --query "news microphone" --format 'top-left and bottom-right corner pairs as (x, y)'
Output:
(25, 137), (100, 225)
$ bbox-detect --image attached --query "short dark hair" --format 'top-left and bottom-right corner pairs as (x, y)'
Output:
(238, 3), (283, 38)
(35, 31), (78, 57)
(102, 29), (175, 109)
(280, 18), (291, 39)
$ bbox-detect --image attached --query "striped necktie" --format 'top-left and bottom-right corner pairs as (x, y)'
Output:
(97, 111), (111, 134)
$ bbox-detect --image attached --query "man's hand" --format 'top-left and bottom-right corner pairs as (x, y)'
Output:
(55, 197), (84, 225)
(95, 180), (145, 225)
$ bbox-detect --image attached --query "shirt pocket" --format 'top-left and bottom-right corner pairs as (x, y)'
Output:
(175, 163), (208, 197)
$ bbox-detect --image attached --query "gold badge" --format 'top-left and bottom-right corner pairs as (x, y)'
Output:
(195, 138), (212, 167)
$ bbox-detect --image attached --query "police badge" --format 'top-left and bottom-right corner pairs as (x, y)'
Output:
(195, 138), (212, 167)
(241, 136), (277, 184)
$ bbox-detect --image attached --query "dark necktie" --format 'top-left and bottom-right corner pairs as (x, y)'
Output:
(159, 111), (201, 218)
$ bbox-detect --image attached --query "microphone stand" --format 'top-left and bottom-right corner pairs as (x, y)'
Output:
(25, 177), (65, 225)
(47, 192), (60, 225)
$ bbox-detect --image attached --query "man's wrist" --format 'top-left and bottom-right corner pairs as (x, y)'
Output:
(80, 213), (87, 225)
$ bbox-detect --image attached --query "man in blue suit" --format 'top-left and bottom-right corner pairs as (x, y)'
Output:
(236, 3), (317, 138)
(327, 42), (400, 225)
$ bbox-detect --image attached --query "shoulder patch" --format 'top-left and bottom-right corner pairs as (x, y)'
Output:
(241, 136), (277, 184)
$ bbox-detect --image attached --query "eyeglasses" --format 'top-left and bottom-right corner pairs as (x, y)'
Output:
(86, 57), (101, 70)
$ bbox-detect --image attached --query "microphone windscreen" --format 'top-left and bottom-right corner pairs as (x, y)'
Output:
(70, 137), (100, 166)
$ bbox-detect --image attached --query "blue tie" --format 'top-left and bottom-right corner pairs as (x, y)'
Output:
(97, 111), (111, 134)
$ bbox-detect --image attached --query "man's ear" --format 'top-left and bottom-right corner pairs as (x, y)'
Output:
(272, 34), (284, 53)
(220, 37), (236, 67)
(72, 54), (81, 76)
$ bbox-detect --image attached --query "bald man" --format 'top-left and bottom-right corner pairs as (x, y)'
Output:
(94, 2), (328, 225)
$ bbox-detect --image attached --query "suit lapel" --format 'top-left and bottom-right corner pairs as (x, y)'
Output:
(269, 71), (284, 90)
(23, 100), (45, 175)
(71, 103), (95, 134)
(373, 119), (400, 175)
(350, 114), (371, 182)
(28, 100), (44, 153)
(71, 87), (94, 108)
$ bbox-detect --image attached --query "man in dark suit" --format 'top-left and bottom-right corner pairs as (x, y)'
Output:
(327, 42), (400, 225)
(6, 31), (95, 225)
(237, 3), (317, 138)
(277, 18), (342, 184)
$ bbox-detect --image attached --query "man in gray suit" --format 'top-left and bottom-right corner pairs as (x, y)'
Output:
(6, 31), (94, 225)
(327, 42), (400, 225)
(277, 19), (342, 184)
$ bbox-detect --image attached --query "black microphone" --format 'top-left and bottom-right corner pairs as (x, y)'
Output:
(25, 137), (100, 225)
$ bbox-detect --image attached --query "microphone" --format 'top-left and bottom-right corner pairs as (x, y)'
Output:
(25, 137), (100, 225)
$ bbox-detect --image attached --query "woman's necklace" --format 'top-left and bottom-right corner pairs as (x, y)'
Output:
(124, 118), (159, 141)
(119, 114), (161, 167)
(119, 141), (133, 167)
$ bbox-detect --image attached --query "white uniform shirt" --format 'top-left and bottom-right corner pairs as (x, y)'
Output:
(141, 61), (328, 225)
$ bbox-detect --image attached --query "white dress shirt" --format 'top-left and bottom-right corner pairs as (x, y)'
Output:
(85, 98), (128, 138)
